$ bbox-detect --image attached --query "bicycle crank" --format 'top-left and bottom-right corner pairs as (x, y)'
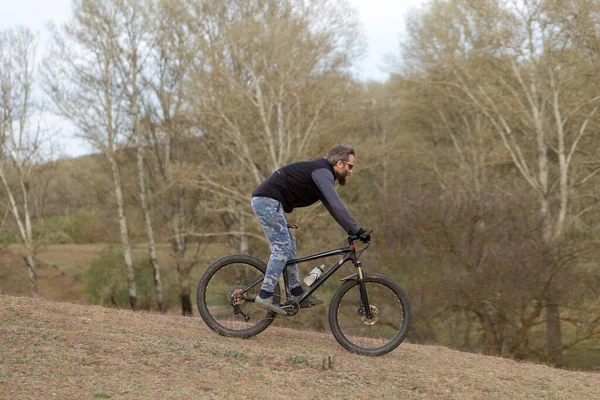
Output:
(281, 300), (300, 316)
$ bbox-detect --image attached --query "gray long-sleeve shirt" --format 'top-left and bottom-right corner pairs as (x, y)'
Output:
(312, 168), (360, 235)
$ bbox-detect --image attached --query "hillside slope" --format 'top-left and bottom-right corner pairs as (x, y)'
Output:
(1, 295), (598, 400)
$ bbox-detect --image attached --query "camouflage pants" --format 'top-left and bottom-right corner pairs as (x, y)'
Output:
(251, 196), (301, 294)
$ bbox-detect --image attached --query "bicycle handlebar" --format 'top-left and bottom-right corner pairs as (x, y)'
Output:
(348, 229), (374, 244)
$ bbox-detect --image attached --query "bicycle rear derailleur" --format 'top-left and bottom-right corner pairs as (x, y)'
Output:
(229, 285), (251, 322)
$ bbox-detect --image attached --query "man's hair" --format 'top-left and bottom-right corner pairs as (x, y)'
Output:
(325, 144), (355, 166)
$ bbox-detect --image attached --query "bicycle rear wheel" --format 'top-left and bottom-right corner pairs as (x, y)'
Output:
(196, 254), (279, 338)
(329, 273), (411, 356)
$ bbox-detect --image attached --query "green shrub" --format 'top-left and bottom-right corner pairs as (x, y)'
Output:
(70, 209), (108, 243)
(0, 233), (17, 245)
(85, 250), (128, 307)
(85, 249), (178, 311)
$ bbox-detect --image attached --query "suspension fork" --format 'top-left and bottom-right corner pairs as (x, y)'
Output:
(355, 260), (373, 319)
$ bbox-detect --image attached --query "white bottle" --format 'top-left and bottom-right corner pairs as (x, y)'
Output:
(303, 264), (325, 286)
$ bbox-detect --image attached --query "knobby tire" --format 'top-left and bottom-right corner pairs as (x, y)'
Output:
(196, 254), (277, 338)
(328, 273), (412, 356)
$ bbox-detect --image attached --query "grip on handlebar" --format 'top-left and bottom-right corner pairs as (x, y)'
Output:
(348, 229), (374, 242)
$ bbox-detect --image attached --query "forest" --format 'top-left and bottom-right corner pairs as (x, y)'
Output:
(1, 0), (599, 370)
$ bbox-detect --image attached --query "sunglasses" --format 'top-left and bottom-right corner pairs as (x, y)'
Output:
(342, 160), (354, 170)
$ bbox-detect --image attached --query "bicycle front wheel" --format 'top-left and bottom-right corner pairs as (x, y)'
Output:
(196, 254), (279, 338)
(329, 273), (411, 356)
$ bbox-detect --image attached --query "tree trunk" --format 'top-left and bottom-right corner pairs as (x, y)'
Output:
(180, 287), (193, 317)
(226, 212), (249, 253)
(546, 299), (564, 367)
(239, 214), (249, 253)
(25, 254), (38, 295)
(22, 181), (38, 296)
(167, 135), (193, 316)
(540, 196), (564, 366)
(537, 138), (564, 366)
(173, 246), (192, 316)
(543, 255), (563, 366)
(137, 139), (164, 312)
(109, 155), (137, 310)
(0, 166), (38, 295)
(463, 309), (473, 350)
(173, 247), (193, 316)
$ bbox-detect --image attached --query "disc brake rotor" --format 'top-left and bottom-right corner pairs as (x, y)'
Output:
(229, 285), (246, 306)
(360, 305), (379, 326)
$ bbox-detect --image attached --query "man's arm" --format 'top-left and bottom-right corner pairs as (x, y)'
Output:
(312, 168), (360, 235)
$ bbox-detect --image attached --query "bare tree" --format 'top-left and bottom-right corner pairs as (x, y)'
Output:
(186, 0), (363, 251)
(140, 0), (200, 315)
(115, 0), (165, 312)
(43, 1), (138, 309)
(0, 26), (56, 295)
(400, 0), (600, 366)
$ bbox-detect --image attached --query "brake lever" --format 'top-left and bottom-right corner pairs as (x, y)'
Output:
(348, 229), (374, 249)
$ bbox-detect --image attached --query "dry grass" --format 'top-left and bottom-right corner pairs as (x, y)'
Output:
(1, 243), (227, 304)
(1, 295), (599, 400)
(0, 244), (111, 302)
(6, 242), (223, 272)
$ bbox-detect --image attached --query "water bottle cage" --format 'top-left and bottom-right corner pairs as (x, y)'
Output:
(304, 265), (324, 286)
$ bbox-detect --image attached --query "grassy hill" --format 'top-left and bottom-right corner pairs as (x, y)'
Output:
(1, 295), (599, 399)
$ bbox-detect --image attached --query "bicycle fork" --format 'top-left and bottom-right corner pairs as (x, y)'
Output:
(354, 260), (374, 319)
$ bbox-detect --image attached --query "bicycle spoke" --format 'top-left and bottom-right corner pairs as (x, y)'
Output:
(203, 262), (269, 330)
(334, 280), (406, 352)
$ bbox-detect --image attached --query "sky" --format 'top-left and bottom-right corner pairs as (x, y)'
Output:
(347, 0), (427, 81)
(0, 0), (428, 157)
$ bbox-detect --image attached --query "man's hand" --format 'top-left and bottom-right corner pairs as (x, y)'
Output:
(355, 228), (372, 243)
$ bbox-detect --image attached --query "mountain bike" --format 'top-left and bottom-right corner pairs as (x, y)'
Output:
(196, 229), (411, 356)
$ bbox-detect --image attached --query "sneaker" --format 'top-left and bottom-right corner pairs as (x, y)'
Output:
(254, 295), (288, 315)
(294, 295), (324, 308)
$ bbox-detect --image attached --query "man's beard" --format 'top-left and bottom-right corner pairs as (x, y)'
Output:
(335, 170), (348, 186)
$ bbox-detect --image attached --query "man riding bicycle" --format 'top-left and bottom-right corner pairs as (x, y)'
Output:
(251, 144), (371, 315)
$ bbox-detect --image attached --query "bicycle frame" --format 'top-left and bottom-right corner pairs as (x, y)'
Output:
(241, 238), (374, 318)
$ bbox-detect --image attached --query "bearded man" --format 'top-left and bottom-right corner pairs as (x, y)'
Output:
(251, 144), (371, 315)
